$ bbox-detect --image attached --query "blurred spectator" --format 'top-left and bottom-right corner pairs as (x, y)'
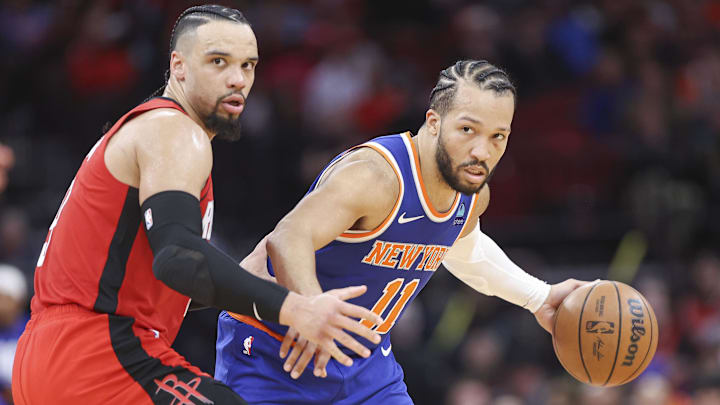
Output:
(543, 377), (576, 405)
(0, 264), (28, 405)
(629, 374), (672, 405)
(693, 373), (720, 405)
(445, 378), (491, 405)
(302, 25), (383, 141)
(677, 252), (720, 358)
(459, 328), (505, 381)
(0, 0), (55, 58)
(491, 395), (523, 405)
(0, 144), (13, 196)
(578, 384), (624, 405)
(0, 208), (36, 286)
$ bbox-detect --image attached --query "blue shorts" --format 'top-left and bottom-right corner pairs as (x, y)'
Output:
(215, 311), (413, 405)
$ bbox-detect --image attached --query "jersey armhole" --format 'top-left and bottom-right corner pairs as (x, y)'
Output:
(453, 192), (480, 244)
(335, 142), (404, 243)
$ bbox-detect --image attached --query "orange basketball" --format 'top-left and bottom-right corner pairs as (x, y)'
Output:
(552, 280), (658, 387)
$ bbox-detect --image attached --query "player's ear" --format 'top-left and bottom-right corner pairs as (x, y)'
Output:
(170, 51), (186, 81)
(425, 109), (441, 137)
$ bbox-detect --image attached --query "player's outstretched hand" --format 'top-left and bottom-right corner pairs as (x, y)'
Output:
(278, 329), (322, 379)
(533, 278), (595, 334)
(278, 331), (333, 380)
(278, 285), (383, 375)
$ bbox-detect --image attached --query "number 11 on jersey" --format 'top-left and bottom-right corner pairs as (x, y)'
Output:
(361, 278), (419, 334)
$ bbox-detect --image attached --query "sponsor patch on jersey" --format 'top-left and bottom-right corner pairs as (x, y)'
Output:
(453, 203), (466, 226)
(144, 208), (153, 230)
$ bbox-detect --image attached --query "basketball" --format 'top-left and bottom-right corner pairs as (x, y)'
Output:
(552, 280), (658, 387)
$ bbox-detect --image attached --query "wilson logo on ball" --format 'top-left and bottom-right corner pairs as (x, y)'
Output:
(585, 321), (615, 334)
(622, 298), (646, 367)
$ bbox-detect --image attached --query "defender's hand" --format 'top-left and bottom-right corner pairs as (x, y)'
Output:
(313, 349), (332, 378)
(280, 328), (314, 379)
(279, 330), (332, 379)
(278, 286), (382, 368)
(534, 279), (593, 334)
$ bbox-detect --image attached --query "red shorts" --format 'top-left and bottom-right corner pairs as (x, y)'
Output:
(12, 304), (245, 404)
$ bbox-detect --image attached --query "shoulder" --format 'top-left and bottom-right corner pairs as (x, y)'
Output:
(322, 146), (399, 196)
(129, 109), (213, 201)
(312, 146), (399, 213)
(127, 108), (210, 152)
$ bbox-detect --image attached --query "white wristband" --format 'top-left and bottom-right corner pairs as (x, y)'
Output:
(443, 223), (551, 313)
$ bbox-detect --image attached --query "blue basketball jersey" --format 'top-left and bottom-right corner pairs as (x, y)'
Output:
(217, 132), (480, 404)
(261, 132), (478, 349)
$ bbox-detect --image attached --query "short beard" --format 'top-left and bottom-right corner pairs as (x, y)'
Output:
(435, 127), (495, 195)
(203, 93), (244, 142)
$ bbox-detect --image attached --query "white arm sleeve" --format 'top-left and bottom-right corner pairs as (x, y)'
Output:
(443, 222), (551, 313)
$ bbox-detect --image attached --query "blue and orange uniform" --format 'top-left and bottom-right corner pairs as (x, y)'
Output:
(12, 98), (223, 404)
(216, 132), (478, 404)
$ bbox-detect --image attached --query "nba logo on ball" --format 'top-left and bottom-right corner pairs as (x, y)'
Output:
(585, 321), (615, 334)
(552, 280), (658, 387)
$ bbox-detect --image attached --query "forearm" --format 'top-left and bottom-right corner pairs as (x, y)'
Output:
(143, 191), (289, 322)
(267, 225), (324, 296)
(443, 223), (551, 313)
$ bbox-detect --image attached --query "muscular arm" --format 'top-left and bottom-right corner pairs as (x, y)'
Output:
(267, 148), (399, 296)
(133, 112), (291, 322)
(443, 185), (551, 313)
(265, 149), (395, 378)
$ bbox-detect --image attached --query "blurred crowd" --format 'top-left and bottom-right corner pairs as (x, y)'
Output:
(1, 0), (720, 403)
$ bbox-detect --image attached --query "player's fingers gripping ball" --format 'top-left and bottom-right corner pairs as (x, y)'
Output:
(552, 280), (658, 387)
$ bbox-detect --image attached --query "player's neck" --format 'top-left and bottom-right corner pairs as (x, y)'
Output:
(162, 83), (216, 141)
(414, 128), (457, 213)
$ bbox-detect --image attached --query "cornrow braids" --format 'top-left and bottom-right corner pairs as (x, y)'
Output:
(429, 60), (516, 116)
(144, 4), (250, 102)
(168, 4), (249, 58)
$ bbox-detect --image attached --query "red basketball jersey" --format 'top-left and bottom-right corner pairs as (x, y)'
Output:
(31, 97), (214, 344)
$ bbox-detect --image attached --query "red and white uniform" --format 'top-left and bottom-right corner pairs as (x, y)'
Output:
(12, 98), (224, 405)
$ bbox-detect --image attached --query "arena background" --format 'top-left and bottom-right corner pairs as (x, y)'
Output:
(1, 0), (720, 404)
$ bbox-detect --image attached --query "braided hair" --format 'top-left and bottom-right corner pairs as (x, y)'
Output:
(145, 4), (250, 100)
(429, 60), (516, 116)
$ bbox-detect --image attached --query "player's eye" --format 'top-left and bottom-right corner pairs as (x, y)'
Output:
(242, 61), (256, 70)
(462, 126), (472, 134)
(212, 58), (225, 66)
(493, 133), (506, 141)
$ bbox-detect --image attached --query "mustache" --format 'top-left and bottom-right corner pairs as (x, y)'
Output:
(459, 160), (489, 172)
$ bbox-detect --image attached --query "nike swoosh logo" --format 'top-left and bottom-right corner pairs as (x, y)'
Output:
(398, 212), (424, 224)
(381, 344), (392, 357)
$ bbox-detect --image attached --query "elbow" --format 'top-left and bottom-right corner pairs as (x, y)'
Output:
(151, 245), (180, 282)
(266, 230), (291, 278)
(266, 219), (295, 262)
(265, 231), (282, 261)
(151, 244), (215, 305)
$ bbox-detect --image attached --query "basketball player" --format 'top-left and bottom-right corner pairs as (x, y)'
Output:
(11, 5), (382, 404)
(215, 60), (590, 404)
